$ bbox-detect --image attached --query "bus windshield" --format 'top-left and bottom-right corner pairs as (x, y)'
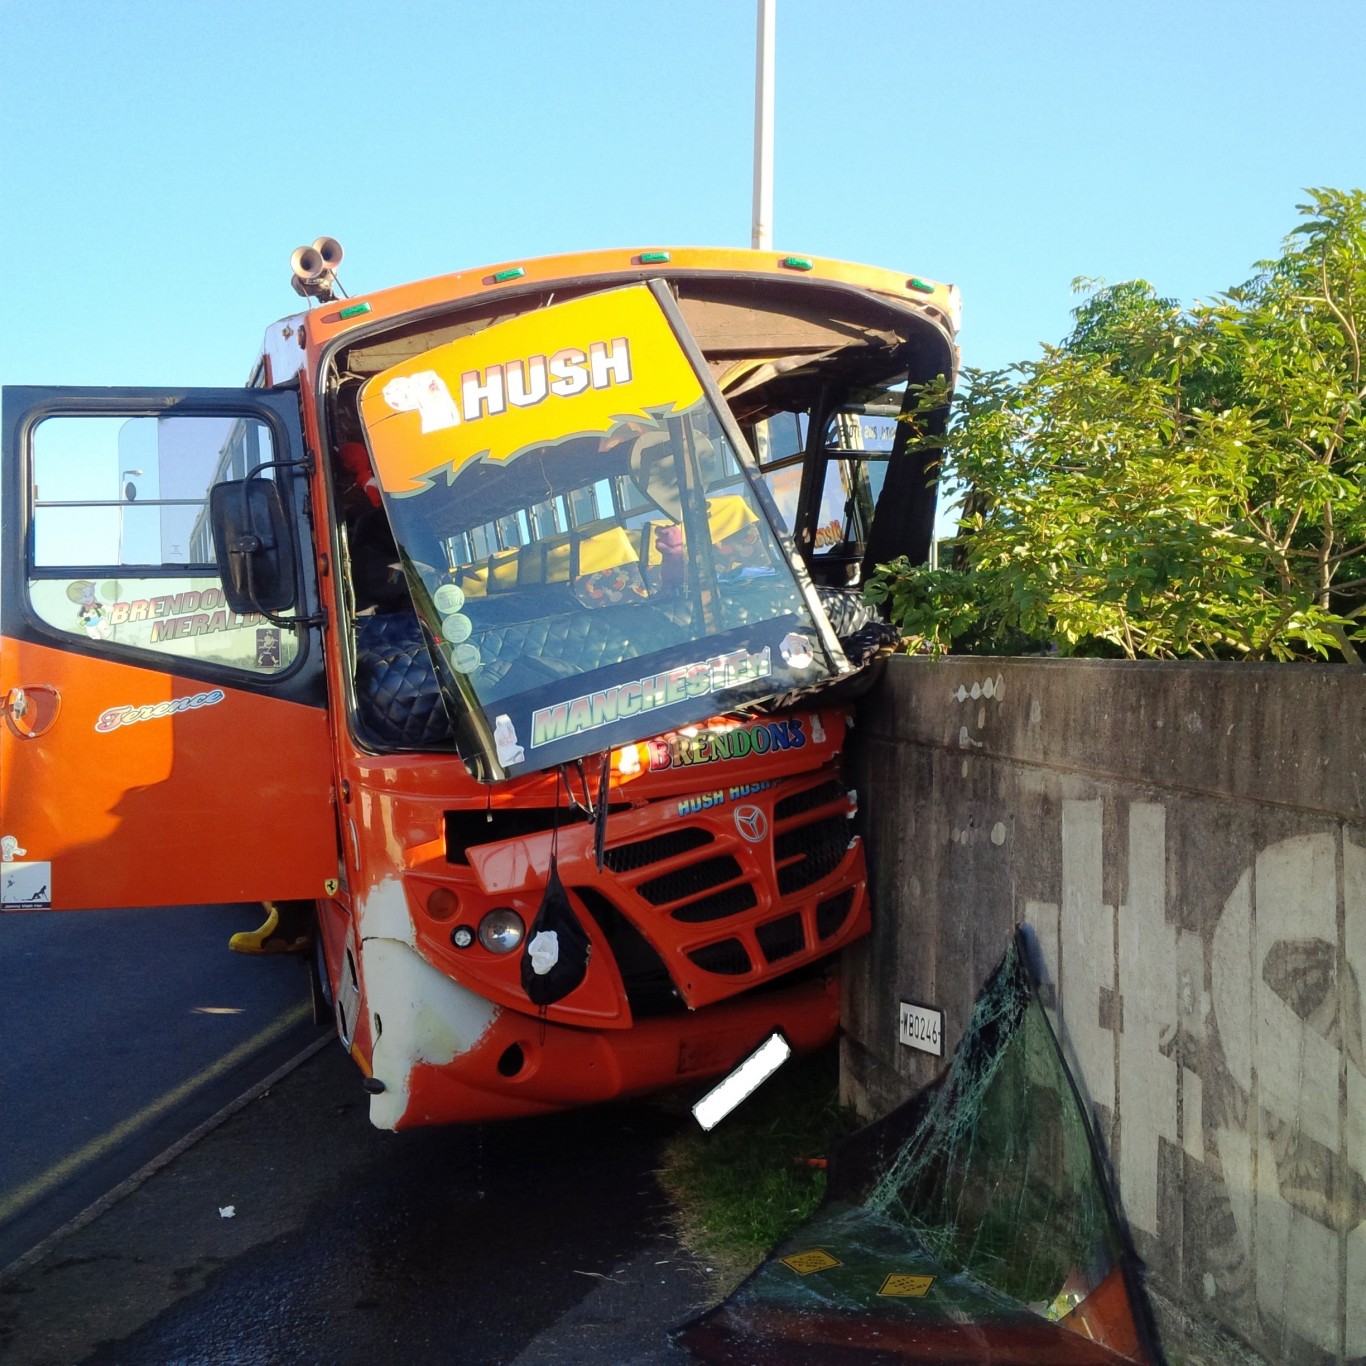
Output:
(359, 284), (845, 777)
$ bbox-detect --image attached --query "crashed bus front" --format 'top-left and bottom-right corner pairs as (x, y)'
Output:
(0, 246), (957, 1128)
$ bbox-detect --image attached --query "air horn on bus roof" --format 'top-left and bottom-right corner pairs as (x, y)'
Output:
(290, 236), (345, 302)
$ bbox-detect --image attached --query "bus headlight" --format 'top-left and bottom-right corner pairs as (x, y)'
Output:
(478, 908), (525, 954)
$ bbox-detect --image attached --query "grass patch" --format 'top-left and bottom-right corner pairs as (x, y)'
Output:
(656, 1042), (861, 1290)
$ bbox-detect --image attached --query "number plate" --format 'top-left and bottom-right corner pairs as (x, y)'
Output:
(898, 1000), (944, 1057)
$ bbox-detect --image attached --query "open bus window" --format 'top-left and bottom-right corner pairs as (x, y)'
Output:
(27, 413), (296, 675)
(747, 387), (902, 585)
(816, 388), (901, 574)
(357, 284), (846, 777)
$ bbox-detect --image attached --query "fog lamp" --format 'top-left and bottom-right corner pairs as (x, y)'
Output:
(427, 888), (459, 922)
(478, 908), (525, 954)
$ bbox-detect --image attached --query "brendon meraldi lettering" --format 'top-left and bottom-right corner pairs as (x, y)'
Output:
(530, 647), (771, 749)
(105, 590), (263, 642)
(95, 689), (226, 733)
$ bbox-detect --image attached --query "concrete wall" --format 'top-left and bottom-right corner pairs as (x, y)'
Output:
(842, 656), (1366, 1366)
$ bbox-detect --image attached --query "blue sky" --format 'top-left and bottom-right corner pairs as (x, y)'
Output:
(1, 0), (1361, 393)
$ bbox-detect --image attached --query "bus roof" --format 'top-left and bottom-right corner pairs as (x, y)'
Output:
(261, 246), (959, 387)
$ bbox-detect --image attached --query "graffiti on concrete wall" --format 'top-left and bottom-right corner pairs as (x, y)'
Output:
(1023, 801), (1365, 1359)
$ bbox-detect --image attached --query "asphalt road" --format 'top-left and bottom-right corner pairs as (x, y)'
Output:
(0, 902), (318, 1271)
(0, 1030), (712, 1365)
(0, 903), (717, 1364)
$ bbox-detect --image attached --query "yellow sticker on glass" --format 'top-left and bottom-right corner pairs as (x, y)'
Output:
(780, 1249), (842, 1276)
(360, 285), (704, 496)
(878, 1273), (935, 1297)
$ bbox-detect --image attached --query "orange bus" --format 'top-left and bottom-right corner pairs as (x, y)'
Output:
(0, 244), (958, 1128)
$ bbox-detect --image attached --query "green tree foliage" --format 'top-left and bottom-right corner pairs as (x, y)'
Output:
(867, 189), (1366, 662)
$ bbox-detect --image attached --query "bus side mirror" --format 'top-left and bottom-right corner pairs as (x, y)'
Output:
(209, 478), (298, 614)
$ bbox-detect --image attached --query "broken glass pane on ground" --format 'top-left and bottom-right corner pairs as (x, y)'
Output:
(676, 930), (1163, 1364)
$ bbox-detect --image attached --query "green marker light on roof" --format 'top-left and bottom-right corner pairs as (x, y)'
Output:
(638, 251), (671, 264)
(491, 267), (527, 283)
(338, 302), (372, 319)
(780, 256), (815, 272)
(908, 278), (934, 294)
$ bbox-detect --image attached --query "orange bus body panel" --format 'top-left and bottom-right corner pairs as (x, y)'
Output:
(0, 638), (337, 908)
(396, 972), (842, 1128)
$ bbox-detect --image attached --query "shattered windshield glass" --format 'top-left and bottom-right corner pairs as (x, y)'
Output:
(359, 284), (846, 777)
(678, 933), (1158, 1365)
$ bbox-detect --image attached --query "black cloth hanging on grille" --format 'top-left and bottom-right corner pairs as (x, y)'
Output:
(520, 778), (592, 1007)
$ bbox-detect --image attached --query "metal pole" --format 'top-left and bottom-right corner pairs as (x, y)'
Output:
(751, 0), (775, 250)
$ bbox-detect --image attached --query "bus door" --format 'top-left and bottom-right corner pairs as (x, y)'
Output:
(0, 388), (337, 911)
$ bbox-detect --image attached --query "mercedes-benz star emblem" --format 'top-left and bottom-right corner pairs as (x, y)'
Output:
(734, 804), (768, 843)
